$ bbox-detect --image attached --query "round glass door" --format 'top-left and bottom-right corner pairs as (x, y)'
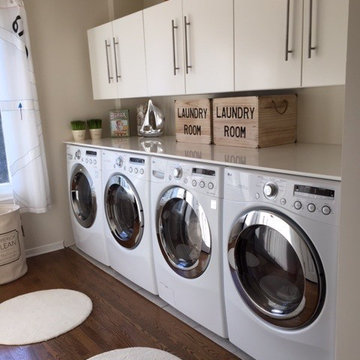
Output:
(70, 164), (97, 228)
(104, 174), (144, 249)
(228, 209), (325, 329)
(157, 186), (211, 279)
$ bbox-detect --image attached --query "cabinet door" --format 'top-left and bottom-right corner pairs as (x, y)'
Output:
(183, 0), (234, 94)
(302, 0), (349, 87)
(112, 11), (148, 98)
(87, 23), (118, 99)
(143, 0), (185, 96)
(234, 0), (302, 91)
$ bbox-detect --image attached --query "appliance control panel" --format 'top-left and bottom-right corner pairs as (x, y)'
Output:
(102, 151), (148, 179)
(225, 167), (340, 224)
(152, 158), (222, 197)
(67, 146), (100, 169)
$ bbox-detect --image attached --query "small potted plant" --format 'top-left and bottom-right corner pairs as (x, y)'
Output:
(71, 120), (86, 142)
(87, 119), (102, 140)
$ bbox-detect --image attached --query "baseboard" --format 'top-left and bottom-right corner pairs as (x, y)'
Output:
(25, 241), (64, 258)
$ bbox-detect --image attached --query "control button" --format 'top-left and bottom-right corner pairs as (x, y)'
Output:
(192, 180), (197, 187)
(199, 181), (205, 188)
(134, 168), (138, 174)
(263, 182), (278, 199)
(294, 201), (302, 210)
(255, 193), (260, 200)
(89, 159), (92, 165)
(93, 160), (97, 165)
(280, 198), (286, 205)
(85, 158), (88, 163)
(307, 203), (316, 213)
(116, 157), (123, 168)
(173, 167), (183, 179)
(75, 150), (81, 160)
(129, 167), (133, 173)
(322, 206), (331, 216)
(208, 182), (214, 190)
(139, 168), (144, 175)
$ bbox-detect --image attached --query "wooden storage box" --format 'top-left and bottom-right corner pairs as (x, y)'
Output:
(213, 95), (297, 148)
(175, 99), (212, 144)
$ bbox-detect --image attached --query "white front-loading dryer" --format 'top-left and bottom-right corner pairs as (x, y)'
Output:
(223, 167), (341, 360)
(66, 144), (109, 265)
(150, 157), (227, 338)
(102, 150), (157, 294)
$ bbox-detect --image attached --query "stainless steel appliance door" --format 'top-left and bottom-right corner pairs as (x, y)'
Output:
(104, 174), (144, 249)
(157, 186), (211, 279)
(228, 209), (325, 329)
(70, 164), (97, 228)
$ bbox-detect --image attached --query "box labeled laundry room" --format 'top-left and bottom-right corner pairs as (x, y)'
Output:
(212, 95), (297, 148)
(175, 99), (212, 144)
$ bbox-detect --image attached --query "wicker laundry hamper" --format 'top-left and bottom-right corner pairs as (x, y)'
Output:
(0, 204), (27, 284)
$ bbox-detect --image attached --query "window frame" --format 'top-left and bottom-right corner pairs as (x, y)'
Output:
(0, 113), (12, 201)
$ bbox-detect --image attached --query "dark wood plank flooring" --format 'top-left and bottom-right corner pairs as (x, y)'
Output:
(0, 249), (240, 360)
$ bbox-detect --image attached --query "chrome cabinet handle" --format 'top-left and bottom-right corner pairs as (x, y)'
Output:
(184, 16), (192, 74)
(285, 0), (293, 61)
(171, 20), (180, 76)
(113, 37), (121, 81)
(104, 40), (113, 84)
(308, 0), (316, 58)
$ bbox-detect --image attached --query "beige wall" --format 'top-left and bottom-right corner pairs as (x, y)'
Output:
(22, 0), (115, 251)
(122, 87), (344, 144)
(336, 0), (360, 358)
(114, 0), (143, 18)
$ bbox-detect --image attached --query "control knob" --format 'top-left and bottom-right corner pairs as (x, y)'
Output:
(173, 167), (183, 179)
(116, 156), (123, 168)
(75, 150), (81, 160)
(263, 182), (278, 199)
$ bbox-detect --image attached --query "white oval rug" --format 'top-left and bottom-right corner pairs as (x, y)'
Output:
(0, 289), (92, 345)
(88, 348), (182, 360)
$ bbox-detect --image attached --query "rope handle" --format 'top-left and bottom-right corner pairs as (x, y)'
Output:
(272, 99), (289, 115)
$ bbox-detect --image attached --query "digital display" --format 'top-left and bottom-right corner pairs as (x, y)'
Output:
(86, 150), (97, 157)
(130, 157), (145, 164)
(192, 168), (216, 176)
(294, 185), (335, 198)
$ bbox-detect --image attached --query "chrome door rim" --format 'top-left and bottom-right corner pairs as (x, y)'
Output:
(70, 164), (97, 228)
(156, 186), (212, 279)
(104, 174), (144, 249)
(228, 208), (326, 329)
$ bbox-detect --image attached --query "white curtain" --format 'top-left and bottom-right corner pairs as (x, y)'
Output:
(0, 0), (50, 213)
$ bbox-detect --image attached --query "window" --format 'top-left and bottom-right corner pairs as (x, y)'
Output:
(0, 114), (11, 200)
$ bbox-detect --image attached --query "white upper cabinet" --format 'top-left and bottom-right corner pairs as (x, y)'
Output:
(143, 0), (185, 96)
(88, 22), (117, 99)
(112, 11), (148, 98)
(87, 11), (147, 99)
(182, 0), (234, 94)
(234, 0), (303, 91)
(88, 0), (349, 99)
(144, 0), (234, 96)
(302, 0), (349, 87)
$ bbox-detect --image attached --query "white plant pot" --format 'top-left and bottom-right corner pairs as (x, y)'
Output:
(89, 128), (102, 140)
(72, 130), (86, 142)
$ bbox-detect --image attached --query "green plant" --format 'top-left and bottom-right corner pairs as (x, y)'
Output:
(87, 119), (102, 129)
(70, 120), (86, 131)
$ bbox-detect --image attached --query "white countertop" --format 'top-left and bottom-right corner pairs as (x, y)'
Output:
(64, 136), (342, 181)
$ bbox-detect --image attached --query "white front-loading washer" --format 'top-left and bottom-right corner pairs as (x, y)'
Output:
(66, 144), (109, 265)
(223, 167), (341, 360)
(102, 150), (157, 294)
(150, 157), (227, 338)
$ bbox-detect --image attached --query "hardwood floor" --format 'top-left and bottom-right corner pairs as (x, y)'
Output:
(0, 249), (241, 360)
